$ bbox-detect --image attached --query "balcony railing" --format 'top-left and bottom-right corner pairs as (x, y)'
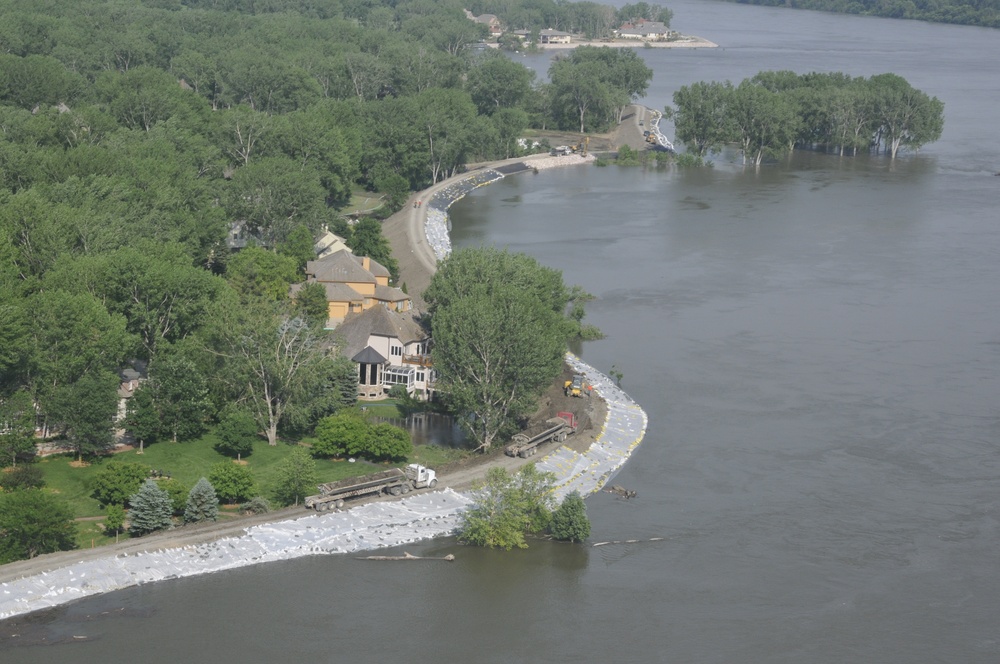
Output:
(402, 354), (433, 367)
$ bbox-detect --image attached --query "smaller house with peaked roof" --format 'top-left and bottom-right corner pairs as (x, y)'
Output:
(334, 306), (433, 400)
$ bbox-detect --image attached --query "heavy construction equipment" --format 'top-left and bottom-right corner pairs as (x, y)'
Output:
(564, 374), (590, 398)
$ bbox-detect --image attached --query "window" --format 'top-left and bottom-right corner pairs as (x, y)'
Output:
(390, 345), (402, 357)
(416, 371), (425, 383)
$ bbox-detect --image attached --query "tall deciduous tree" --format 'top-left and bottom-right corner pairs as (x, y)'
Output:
(466, 54), (536, 116)
(0, 489), (77, 563)
(425, 248), (571, 452)
(0, 389), (36, 467)
(48, 371), (120, 461)
(220, 304), (338, 446)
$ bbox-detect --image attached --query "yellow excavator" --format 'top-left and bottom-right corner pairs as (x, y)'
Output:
(569, 136), (589, 156)
(564, 374), (590, 398)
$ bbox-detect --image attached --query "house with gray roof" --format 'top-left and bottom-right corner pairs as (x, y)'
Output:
(334, 306), (433, 400)
(291, 251), (411, 328)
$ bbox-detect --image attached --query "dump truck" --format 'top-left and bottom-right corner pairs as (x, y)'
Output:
(564, 374), (590, 397)
(305, 464), (438, 512)
(505, 412), (577, 458)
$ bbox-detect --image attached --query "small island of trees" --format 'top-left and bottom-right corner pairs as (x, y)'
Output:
(670, 71), (944, 164)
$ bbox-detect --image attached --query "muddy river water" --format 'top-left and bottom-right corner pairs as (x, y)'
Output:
(5, 1), (1000, 662)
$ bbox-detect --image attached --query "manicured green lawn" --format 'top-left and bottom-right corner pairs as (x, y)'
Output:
(35, 428), (464, 522)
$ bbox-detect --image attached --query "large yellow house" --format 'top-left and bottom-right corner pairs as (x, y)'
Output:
(290, 251), (411, 328)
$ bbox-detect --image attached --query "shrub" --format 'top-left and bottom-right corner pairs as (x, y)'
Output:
(0, 464), (45, 491)
(241, 496), (271, 515)
(208, 462), (255, 504)
(91, 460), (150, 506)
(364, 423), (413, 462)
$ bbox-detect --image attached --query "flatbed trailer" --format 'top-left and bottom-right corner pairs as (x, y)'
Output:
(504, 412), (577, 458)
(305, 464), (437, 512)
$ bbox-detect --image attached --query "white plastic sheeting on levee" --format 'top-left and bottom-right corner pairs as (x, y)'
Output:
(1, 490), (473, 619)
(1, 347), (646, 619)
(539, 354), (649, 501)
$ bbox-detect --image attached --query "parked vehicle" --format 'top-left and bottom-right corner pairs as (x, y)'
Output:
(504, 412), (577, 458)
(305, 464), (438, 512)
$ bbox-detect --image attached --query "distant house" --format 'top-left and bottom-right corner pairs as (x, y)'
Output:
(116, 362), (147, 424)
(539, 29), (572, 44)
(290, 251), (411, 328)
(616, 19), (673, 41)
(465, 9), (503, 36)
(313, 230), (351, 259)
(334, 306), (434, 400)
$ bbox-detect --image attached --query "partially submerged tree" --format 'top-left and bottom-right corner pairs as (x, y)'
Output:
(458, 464), (557, 550)
(550, 491), (591, 542)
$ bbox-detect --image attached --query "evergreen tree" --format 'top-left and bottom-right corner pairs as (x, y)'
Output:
(550, 491), (591, 542)
(128, 480), (174, 536)
(184, 477), (220, 523)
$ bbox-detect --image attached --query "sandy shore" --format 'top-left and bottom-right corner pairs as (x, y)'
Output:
(536, 35), (718, 50)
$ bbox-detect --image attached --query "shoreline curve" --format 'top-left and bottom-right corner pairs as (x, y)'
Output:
(0, 139), (648, 624)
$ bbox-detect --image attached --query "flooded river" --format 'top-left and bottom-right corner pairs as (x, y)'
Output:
(5, 1), (1000, 662)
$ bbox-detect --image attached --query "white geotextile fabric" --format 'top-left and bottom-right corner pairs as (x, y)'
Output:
(1, 170), (646, 620)
(1, 355), (647, 620)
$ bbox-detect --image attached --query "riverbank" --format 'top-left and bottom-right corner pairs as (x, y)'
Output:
(0, 119), (649, 623)
(536, 34), (717, 50)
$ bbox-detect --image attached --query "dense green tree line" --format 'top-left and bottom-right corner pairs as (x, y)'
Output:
(0, 0), (650, 465)
(718, 0), (999, 29)
(466, 0), (673, 39)
(671, 71), (944, 164)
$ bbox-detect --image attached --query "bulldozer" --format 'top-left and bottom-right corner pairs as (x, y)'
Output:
(564, 374), (590, 398)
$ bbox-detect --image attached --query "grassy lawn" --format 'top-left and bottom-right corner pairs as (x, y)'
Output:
(345, 190), (384, 216)
(35, 428), (467, 522)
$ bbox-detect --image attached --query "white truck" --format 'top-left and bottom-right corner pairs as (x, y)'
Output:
(305, 464), (438, 512)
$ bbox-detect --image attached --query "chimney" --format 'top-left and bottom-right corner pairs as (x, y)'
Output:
(362, 256), (370, 271)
